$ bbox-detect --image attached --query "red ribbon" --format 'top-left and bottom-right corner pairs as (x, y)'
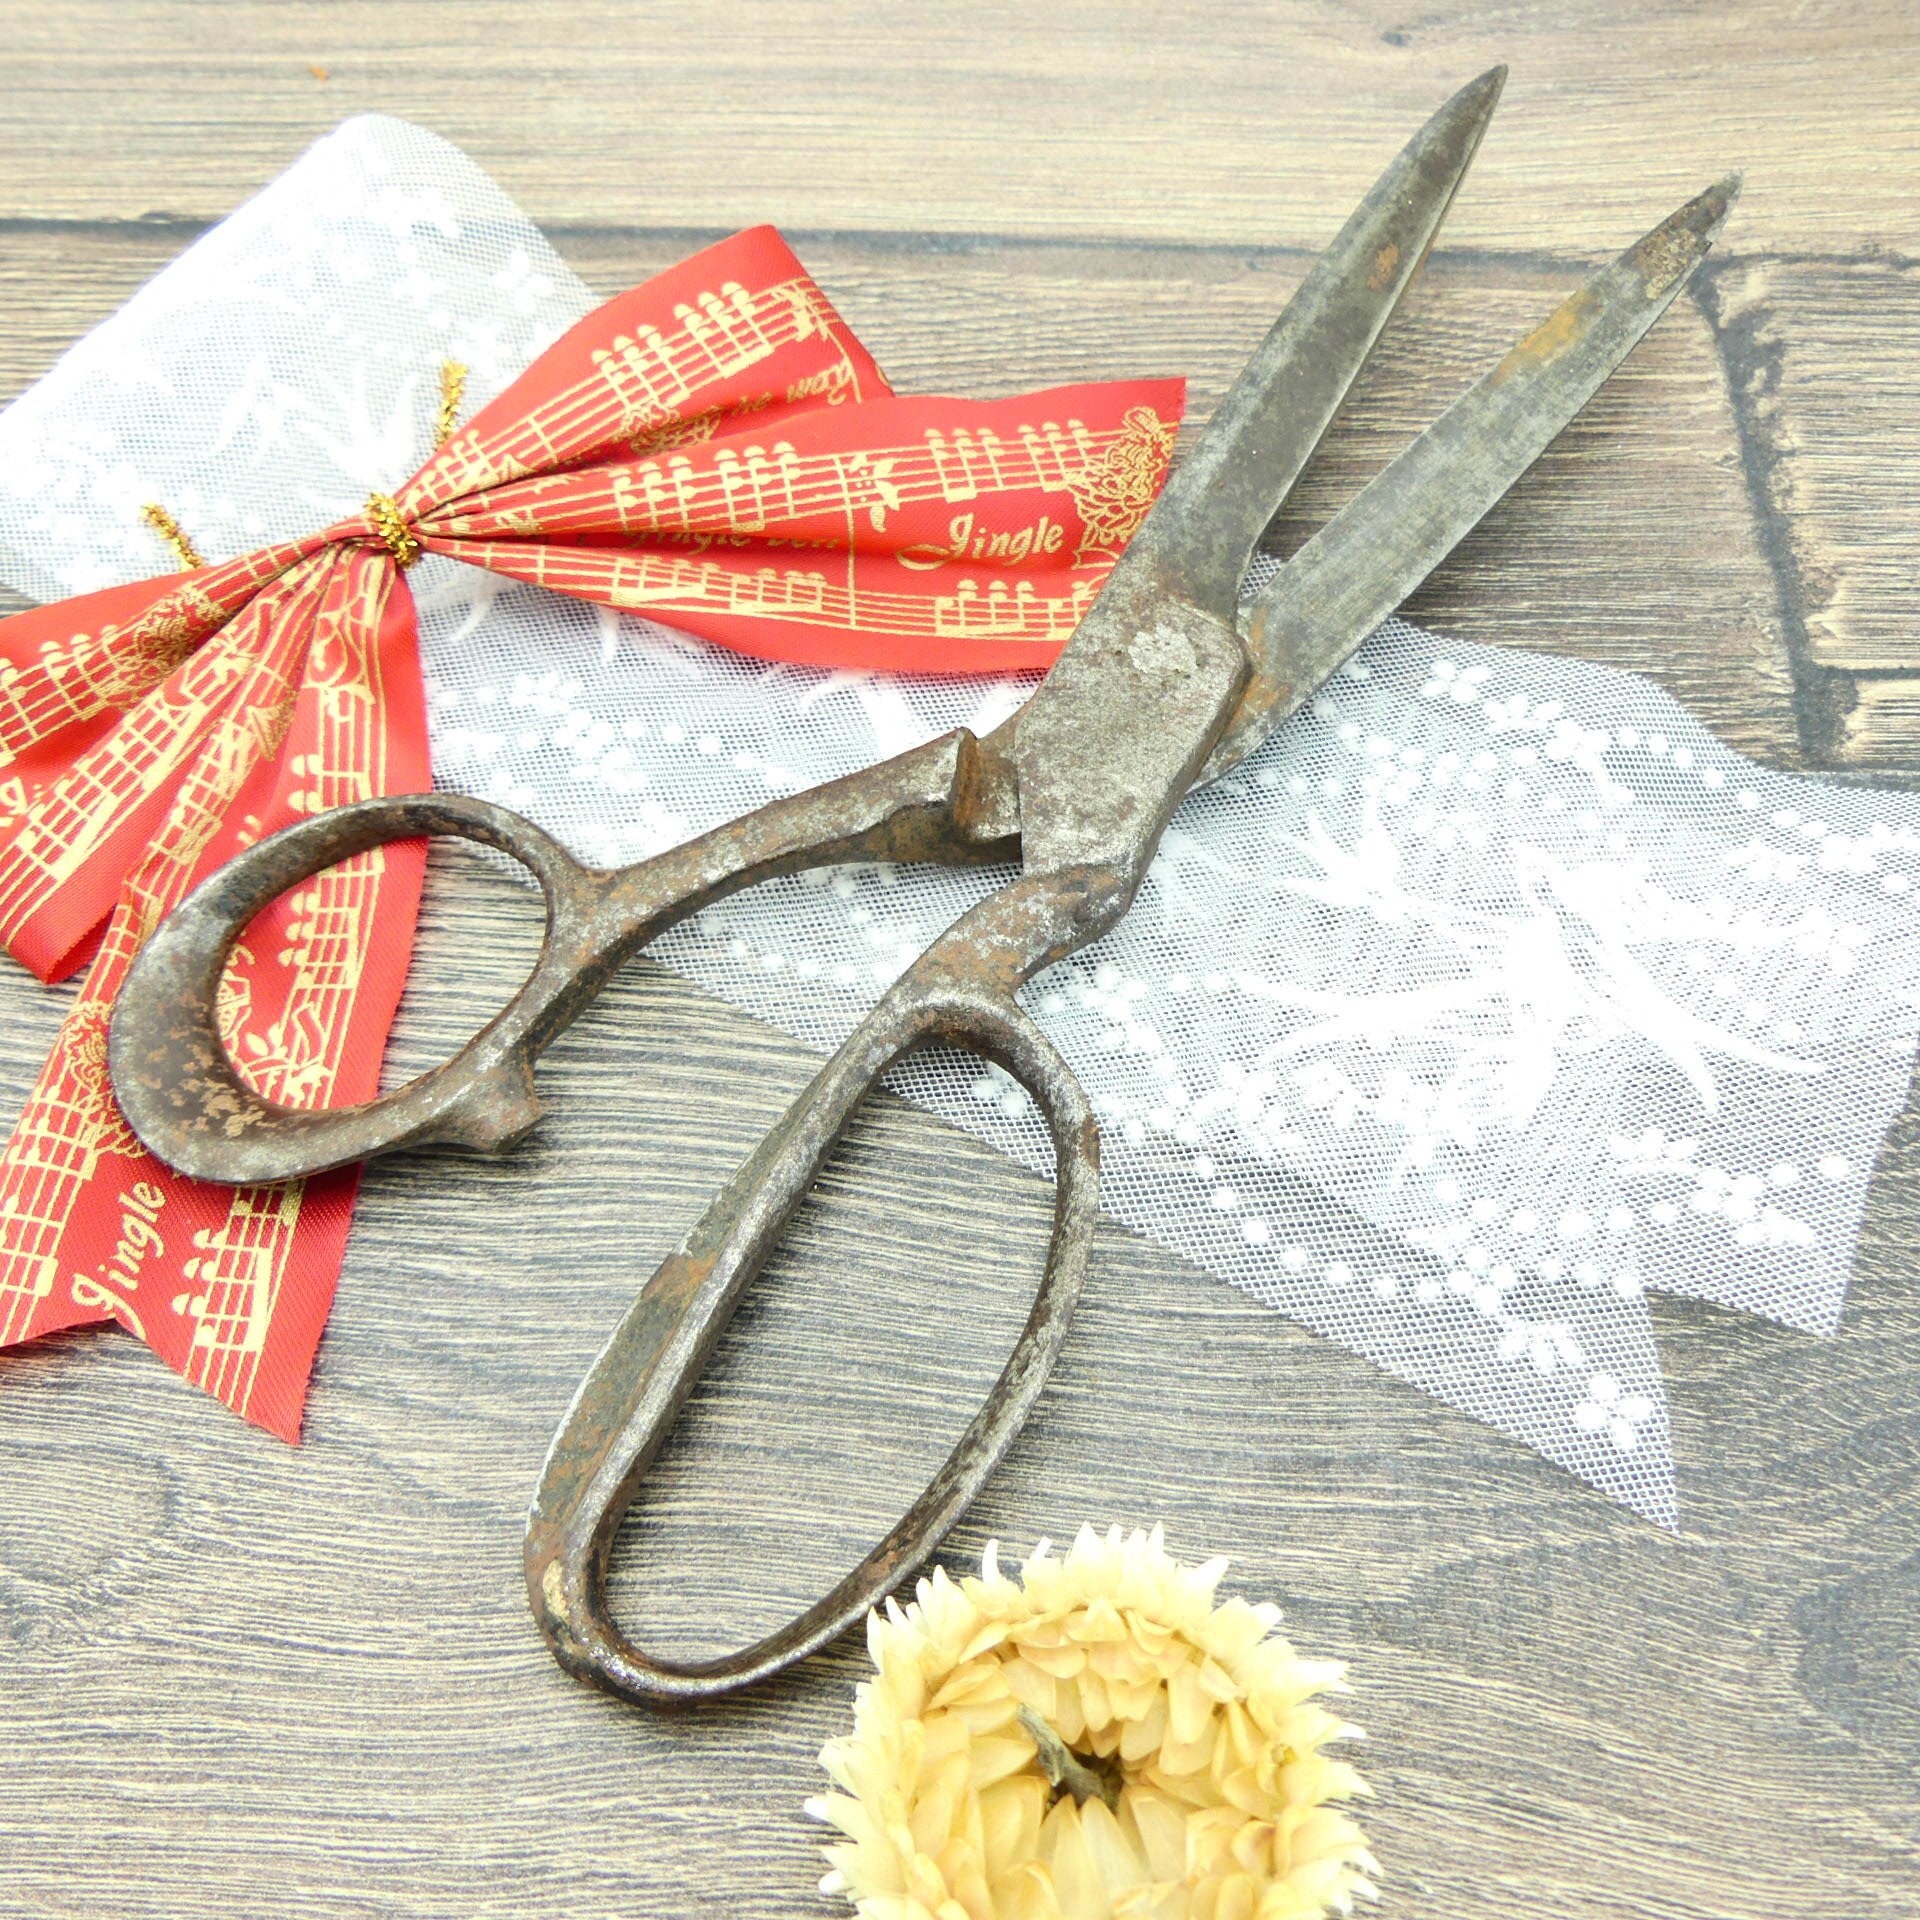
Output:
(0, 226), (1182, 1434)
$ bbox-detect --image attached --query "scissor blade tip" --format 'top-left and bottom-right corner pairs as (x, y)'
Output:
(1410, 65), (1504, 172)
(1450, 64), (1508, 116)
(1682, 171), (1744, 241)
(1625, 174), (1742, 295)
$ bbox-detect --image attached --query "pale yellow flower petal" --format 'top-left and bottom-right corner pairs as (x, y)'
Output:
(1127, 1787), (1189, 1885)
(1081, 1795), (1149, 1899)
(1039, 1798), (1107, 1920)
(972, 1733), (1042, 1791)
(981, 1775), (1050, 1878)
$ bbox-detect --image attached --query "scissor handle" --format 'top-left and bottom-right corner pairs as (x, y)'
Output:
(109, 731), (988, 1187)
(523, 882), (1100, 1705)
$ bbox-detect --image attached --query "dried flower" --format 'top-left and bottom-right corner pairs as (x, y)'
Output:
(809, 1525), (1377, 1920)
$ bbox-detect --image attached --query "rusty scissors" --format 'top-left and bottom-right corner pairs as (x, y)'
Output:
(110, 68), (1736, 1704)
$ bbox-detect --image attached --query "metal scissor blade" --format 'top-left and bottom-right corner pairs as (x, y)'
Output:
(1120, 64), (1505, 618)
(1198, 173), (1741, 782)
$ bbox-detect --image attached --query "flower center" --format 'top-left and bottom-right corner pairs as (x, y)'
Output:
(1016, 1705), (1126, 1814)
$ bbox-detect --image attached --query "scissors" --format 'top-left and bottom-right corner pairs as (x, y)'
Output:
(109, 67), (1736, 1704)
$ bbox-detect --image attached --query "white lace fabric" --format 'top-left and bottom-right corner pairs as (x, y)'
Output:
(1, 115), (1913, 1526)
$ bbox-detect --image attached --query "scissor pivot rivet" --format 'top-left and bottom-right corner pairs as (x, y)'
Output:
(1127, 624), (1199, 681)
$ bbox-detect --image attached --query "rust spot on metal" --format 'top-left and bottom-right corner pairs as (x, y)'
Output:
(1633, 221), (1695, 291)
(1490, 284), (1601, 383)
(1367, 240), (1402, 293)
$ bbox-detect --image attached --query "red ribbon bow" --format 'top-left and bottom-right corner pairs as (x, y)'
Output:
(0, 226), (1182, 1435)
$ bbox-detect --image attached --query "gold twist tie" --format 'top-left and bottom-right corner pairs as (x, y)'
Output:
(435, 359), (469, 446)
(139, 502), (205, 572)
(364, 492), (421, 569)
(363, 360), (466, 565)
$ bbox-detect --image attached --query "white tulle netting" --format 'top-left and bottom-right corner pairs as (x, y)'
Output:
(2, 115), (1915, 1525)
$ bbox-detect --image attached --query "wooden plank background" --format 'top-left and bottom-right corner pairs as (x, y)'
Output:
(0, 5), (1916, 1917)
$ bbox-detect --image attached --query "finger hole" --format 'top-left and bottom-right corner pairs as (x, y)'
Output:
(597, 1037), (1058, 1669)
(207, 813), (561, 1111)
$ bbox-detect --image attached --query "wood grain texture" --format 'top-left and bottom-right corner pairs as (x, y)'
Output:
(1692, 255), (1920, 771)
(1, 0), (1917, 259)
(0, 6), (1917, 1918)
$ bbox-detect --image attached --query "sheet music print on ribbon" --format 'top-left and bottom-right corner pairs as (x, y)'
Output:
(3, 116), (1918, 1523)
(0, 542), (428, 1438)
(0, 118), (1181, 1437)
